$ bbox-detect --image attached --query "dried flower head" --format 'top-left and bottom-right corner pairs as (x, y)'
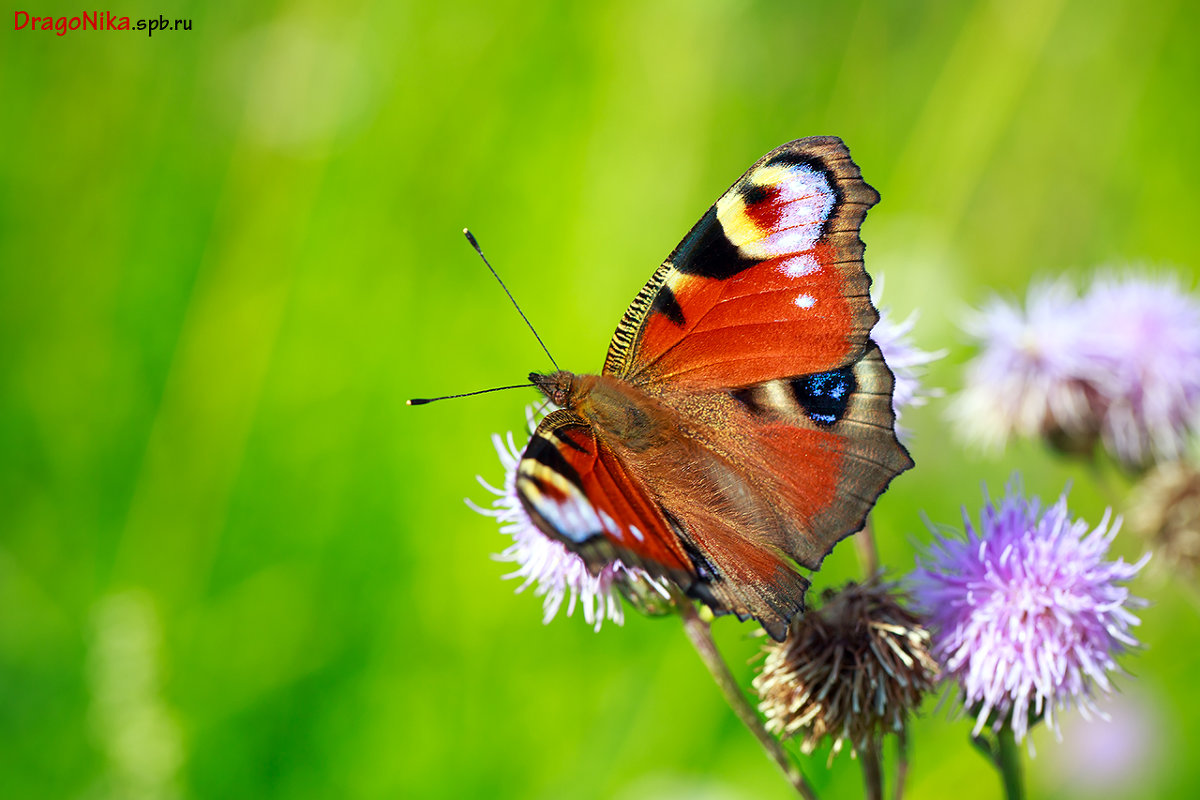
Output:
(468, 409), (670, 630)
(753, 579), (937, 758)
(1127, 460), (1200, 576)
(872, 299), (945, 441)
(912, 482), (1148, 742)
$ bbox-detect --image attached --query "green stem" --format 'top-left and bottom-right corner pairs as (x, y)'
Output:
(676, 596), (818, 800)
(995, 728), (1026, 800)
(859, 739), (883, 800)
(969, 732), (996, 764)
(893, 727), (909, 800)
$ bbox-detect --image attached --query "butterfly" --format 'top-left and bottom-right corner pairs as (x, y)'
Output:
(515, 137), (912, 641)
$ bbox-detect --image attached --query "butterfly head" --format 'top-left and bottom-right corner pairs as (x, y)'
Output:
(529, 370), (576, 409)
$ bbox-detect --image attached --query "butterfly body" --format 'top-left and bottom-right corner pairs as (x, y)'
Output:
(516, 137), (912, 640)
(531, 371), (666, 449)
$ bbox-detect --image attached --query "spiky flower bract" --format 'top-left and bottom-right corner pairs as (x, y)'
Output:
(912, 482), (1148, 742)
(468, 409), (669, 631)
(753, 579), (938, 759)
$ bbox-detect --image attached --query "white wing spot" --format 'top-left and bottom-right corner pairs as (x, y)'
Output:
(630, 524), (645, 542)
(599, 510), (623, 539)
(779, 254), (820, 278)
(794, 293), (816, 309)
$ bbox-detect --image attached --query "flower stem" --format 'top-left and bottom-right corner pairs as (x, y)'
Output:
(969, 732), (995, 764)
(893, 727), (909, 800)
(676, 596), (818, 800)
(854, 517), (880, 576)
(859, 739), (883, 800)
(995, 728), (1025, 800)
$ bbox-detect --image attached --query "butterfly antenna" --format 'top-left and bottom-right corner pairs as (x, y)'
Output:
(463, 228), (560, 371)
(407, 383), (535, 406)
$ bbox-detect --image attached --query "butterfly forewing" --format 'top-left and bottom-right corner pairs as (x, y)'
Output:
(604, 137), (880, 388)
(516, 408), (695, 584)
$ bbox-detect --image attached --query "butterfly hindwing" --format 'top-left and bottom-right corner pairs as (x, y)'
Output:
(718, 343), (911, 569)
(594, 342), (911, 639)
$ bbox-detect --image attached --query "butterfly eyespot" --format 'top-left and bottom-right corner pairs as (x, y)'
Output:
(730, 386), (767, 415)
(599, 509), (623, 539)
(790, 367), (856, 427)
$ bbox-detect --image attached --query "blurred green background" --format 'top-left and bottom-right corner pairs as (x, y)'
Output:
(3, 1), (1198, 798)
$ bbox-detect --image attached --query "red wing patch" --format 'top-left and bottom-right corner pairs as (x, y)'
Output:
(603, 137), (879, 391)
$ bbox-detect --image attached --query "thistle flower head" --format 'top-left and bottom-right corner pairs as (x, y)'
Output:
(912, 482), (1148, 742)
(952, 281), (1098, 452)
(1076, 273), (1200, 467)
(953, 272), (1200, 468)
(468, 408), (670, 631)
(753, 579), (938, 759)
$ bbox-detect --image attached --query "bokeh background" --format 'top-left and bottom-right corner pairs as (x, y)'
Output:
(3, 1), (1198, 798)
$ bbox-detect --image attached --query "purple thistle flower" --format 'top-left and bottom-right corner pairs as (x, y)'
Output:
(871, 297), (945, 441)
(467, 407), (669, 631)
(953, 272), (1200, 468)
(911, 481), (1148, 743)
(1076, 273), (1200, 467)
(952, 281), (1098, 453)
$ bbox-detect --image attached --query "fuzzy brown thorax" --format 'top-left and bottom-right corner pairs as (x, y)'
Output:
(531, 371), (667, 452)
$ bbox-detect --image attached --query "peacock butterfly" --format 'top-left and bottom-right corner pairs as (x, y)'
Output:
(511, 137), (911, 641)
